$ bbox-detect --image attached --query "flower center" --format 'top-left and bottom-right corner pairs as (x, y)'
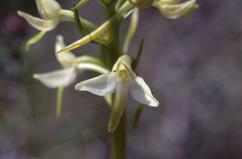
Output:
(116, 63), (132, 81)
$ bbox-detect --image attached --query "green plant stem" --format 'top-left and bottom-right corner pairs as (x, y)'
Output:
(100, 3), (127, 159)
(112, 111), (126, 159)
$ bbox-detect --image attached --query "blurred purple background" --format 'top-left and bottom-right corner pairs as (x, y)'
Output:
(1, 0), (242, 159)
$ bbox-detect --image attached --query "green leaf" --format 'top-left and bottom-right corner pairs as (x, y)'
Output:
(132, 38), (144, 70)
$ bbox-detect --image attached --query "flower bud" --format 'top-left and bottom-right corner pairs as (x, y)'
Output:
(153, 0), (198, 19)
(129, 0), (154, 8)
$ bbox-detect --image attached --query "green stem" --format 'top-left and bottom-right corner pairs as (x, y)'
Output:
(112, 112), (126, 159)
(100, 3), (127, 159)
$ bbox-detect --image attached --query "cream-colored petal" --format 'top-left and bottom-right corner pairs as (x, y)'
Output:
(55, 35), (76, 68)
(76, 63), (109, 74)
(17, 11), (58, 31)
(154, 0), (198, 19)
(75, 72), (117, 96)
(36, 0), (61, 19)
(130, 76), (159, 107)
(33, 68), (76, 88)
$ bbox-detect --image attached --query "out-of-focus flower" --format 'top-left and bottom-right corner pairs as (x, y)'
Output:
(33, 35), (108, 88)
(33, 35), (108, 118)
(17, 0), (61, 32)
(17, 0), (72, 50)
(152, 0), (198, 19)
(128, 0), (198, 19)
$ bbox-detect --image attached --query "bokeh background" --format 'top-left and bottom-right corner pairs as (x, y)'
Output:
(1, 0), (242, 159)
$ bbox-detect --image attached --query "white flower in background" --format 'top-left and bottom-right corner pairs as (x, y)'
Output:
(33, 35), (108, 118)
(75, 55), (159, 107)
(152, 0), (198, 19)
(33, 35), (108, 88)
(17, 0), (62, 32)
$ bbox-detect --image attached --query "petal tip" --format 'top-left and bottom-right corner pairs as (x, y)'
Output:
(74, 83), (82, 91)
(149, 100), (159, 107)
(33, 74), (39, 79)
(17, 11), (24, 16)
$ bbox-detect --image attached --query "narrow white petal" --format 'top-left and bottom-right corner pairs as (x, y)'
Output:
(33, 68), (76, 88)
(130, 76), (159, 107)
(17, 11), (58, 31)
(77, 63), (109, 74)
(55, 35), (76, 67)
(75, 72), (117, 96)
(36, 0), (61, 19)
(55, 35), (66, 52)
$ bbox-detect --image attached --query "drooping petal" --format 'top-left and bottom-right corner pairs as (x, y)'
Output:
(108, 82), (129, 133)
(17, 11), (58, 31)
(33, 68), (76, 88)
(130, 76), (159, 107)
(36, 0), (61, 19)
(75, 72), (117, 96)
(55, 35), (76, 68)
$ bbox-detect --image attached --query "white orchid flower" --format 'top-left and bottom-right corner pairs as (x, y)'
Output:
(33, 35), (108, 117)
(17, 0), (74, 50)
(33, 35), (108, 88)
(75, 55), (159, 106)
(75, 55), (159, 132)
(17, 0), (62, 32)
(152, 0), (198, 19)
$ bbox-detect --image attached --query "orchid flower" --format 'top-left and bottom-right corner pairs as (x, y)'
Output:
(33, 35), (108, 117)
(152, 0), (198, 19)
(33, 35), (108, 88)
(18, 0), (62, 32)
(75, 55), (159, 132)
(17, 0), (61, 50)
(17, 0), (73, 50)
